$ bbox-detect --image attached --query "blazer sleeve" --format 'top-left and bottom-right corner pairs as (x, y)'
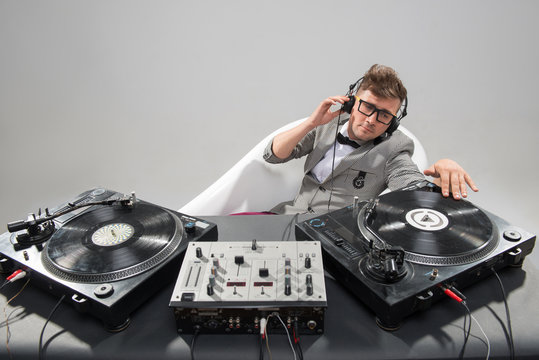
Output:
(384, 132), (426, 190)
(263, 128), (317, 164)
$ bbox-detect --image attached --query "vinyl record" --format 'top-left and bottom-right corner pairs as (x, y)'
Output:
(358, 191), (497, 266)
(42, 202), (183, 283)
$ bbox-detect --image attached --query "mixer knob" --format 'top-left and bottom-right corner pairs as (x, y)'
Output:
(235, 255), (244, 265)
(207, 283), (214, 296)
(195, 247), (203, 258)
(306, 274), (313, 296)
(259, 268), (269, 277)
(306, 283), (313, 296)
(305, 256), (311, 269)
(284, 274), (291, 296)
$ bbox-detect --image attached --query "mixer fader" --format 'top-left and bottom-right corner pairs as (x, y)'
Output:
(169, 240), (327, 334)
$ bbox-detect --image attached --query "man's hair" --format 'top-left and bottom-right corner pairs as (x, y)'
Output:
(358, 64), (407, 103)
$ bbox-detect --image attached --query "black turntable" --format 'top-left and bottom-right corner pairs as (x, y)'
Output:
(0, 188), (217, 331)
(295, 184), (536, 330)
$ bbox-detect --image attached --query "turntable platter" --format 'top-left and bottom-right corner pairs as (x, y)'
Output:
(42, 203), (183, 283)
(358, 191), (498, 266)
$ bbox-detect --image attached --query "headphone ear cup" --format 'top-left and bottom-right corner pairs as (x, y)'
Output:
(341, 96), (356, 114)
(386, 118), (400, 135)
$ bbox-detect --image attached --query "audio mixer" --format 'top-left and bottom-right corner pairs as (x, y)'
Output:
(169, 240), (327, 334)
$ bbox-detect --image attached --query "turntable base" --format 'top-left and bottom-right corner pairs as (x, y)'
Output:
(295, 189), (536, 329)
(0, 188), (218, 331)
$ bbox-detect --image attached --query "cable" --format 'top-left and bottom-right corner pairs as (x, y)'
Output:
(441, 284), (490, 360)
(259, 317), (267, 360)
(492, 269), (515, 360)
(38, 294), (65, 360)
(274, 314), (297, 360)
(261, 314), (272, 360)
(459, 302), (473, 360)
(292, 319), (304, 360)
(189, 326), (200, 360)
(282, 213), (299, 242)
(326, 112), (344, 213)
(470, 312), (491, 360)
(3, 277), (31, 360)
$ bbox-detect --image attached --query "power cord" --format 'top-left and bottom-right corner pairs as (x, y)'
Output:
(492, 269), (515, 360)
(189, 325), (201, 360)
(38, 294), (65, 360)
(3, 271), (30, 360)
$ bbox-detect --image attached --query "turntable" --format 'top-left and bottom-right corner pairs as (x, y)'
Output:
(295, 183), (536, 330)
(0, 188), (217, 331)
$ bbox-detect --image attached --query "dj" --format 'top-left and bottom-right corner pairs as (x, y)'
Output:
(263, 64), (478, 215)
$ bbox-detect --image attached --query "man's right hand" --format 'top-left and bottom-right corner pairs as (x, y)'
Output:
(306, 95), (350, 128)
(271, 96), (349, 159)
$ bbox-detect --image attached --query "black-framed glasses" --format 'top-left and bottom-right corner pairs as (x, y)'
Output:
(356, 97), (397, 125)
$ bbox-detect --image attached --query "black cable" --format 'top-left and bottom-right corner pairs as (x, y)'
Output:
(0, 280), (9, 290)
(492, 269), (515, 360)
(295, 338), (304, 360)
(293, 319), (304, 360)
(190, 327), (200, 360)
(38, 294), (65, 360)
(458, 301), (472, 360)
(326, 113), (343, 213)
(259, 333), (264, 360)
(282, 213), (299, 242)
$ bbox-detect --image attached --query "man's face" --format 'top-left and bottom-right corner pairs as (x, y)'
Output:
(347, 89), (401, 141)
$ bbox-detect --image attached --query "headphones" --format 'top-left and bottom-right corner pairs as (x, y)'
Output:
(341, 77), (408, 135)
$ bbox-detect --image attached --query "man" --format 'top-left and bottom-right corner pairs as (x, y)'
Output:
(263, 64), (478, 215)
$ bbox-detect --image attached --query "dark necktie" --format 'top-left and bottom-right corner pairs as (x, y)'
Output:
(337, 133), (360, 148)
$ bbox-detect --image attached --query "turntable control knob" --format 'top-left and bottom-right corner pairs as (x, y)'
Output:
(503, 230), (522, 242)
(304, 256), (311, 269)
(235, 255), (244, 265)
(94, 283), (114, 298)
(195, 247), (203, 258)
(284, 274), (292, 296)
(185, 222), (196, 234)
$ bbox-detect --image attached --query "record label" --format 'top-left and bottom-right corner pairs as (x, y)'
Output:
(91, 223), (135, 247)
(405, 208), (449, 231)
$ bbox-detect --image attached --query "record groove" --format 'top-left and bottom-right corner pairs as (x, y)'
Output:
(358, 191), (497, 266)
(41, 203), (183, 283)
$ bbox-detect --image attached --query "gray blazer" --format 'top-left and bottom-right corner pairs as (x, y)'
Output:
(263, 118), (424, 214)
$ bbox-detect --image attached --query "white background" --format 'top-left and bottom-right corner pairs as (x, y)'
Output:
(1, 1), (537, 248)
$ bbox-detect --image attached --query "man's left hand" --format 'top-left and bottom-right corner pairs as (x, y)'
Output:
(423, 159), (479, 200)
